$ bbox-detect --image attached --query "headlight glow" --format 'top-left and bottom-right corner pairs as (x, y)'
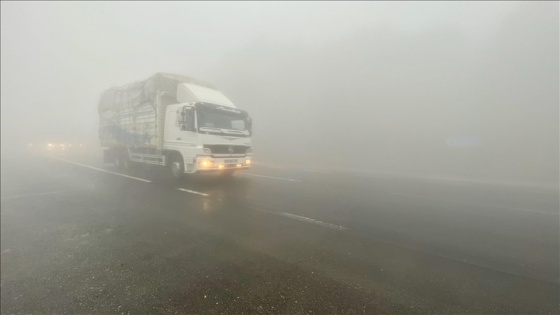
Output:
(200, 160), (212, 168)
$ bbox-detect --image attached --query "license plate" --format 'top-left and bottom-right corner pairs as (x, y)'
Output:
(224, 159), (237, 164)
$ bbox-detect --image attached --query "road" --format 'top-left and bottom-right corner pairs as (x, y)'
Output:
(1, 148), (559, 314)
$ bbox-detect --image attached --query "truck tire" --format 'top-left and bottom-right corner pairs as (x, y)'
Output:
(169, 154), (184, 179)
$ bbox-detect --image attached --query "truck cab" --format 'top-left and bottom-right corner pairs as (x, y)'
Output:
(164, 101), (252, 176)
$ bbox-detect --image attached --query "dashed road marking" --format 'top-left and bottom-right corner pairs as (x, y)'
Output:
(239, 173), (302, 182)
(266, 211), (348, 231)
(52, 157), (152, 183)
(278, 212), (348, 231)
(176, 188), (209, 197)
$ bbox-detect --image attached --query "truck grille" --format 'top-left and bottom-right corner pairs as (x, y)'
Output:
(204, 145), (249, 154)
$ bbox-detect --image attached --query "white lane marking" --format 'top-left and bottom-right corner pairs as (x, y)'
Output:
(176, 188), (209, 197)
(276, 212), (348, 231)
(239, 173), (302, 182)
(1, 189), (89, 200)
(53, 158), (151, 183)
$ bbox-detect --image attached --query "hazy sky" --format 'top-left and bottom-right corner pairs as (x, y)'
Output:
(1, 1), (558, 182)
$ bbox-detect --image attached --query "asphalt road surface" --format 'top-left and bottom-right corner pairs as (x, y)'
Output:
(2, 148), (559, 314)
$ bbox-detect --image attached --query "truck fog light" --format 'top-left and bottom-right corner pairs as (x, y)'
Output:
(218, 164), (224, 169)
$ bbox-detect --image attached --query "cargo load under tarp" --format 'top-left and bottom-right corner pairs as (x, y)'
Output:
(98, 73), (216, 149)
(98, 73), (215, 113)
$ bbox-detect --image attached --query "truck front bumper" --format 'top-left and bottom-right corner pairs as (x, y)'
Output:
(193, 155), (252, 173)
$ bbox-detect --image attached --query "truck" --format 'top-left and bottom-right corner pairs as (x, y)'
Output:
(98, 73), (252, 178)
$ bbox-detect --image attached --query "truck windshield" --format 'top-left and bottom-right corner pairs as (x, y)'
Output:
(197, 109), (247, 131)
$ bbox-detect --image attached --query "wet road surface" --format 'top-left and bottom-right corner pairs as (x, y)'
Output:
(1, 149), (559, 314)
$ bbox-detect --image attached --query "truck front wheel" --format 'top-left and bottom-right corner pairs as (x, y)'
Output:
(169, 155), (184, 179)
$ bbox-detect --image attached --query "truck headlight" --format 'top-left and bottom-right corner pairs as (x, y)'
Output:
(245, 159), (251, 165)
(200, 160), (213, 168)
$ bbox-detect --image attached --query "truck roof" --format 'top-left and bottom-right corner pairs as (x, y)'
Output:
(98, 73), (220, 112)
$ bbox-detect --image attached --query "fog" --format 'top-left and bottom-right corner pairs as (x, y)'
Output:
(2, 1), (558, 184)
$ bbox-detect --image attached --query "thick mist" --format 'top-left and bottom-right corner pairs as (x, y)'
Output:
(2, 2), (558, 184)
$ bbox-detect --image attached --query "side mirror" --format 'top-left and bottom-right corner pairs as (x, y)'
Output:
(177, 109), (189, 131)
(184, 108), (195, 131)
(177, 110), (186, 124)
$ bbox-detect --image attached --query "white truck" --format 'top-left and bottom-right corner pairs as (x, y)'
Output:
(98, 73), (252, 178)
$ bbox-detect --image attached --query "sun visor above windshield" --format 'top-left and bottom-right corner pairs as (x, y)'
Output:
(177, 83), (236, 108)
